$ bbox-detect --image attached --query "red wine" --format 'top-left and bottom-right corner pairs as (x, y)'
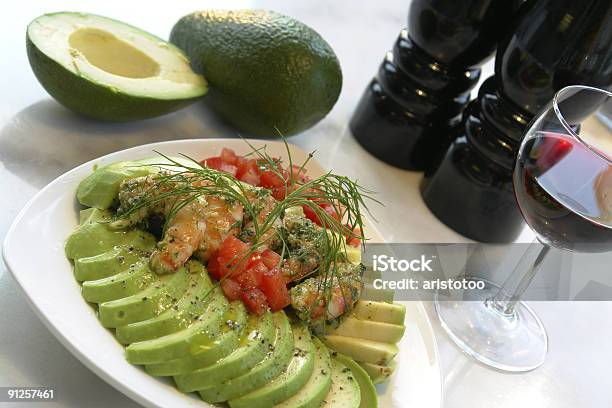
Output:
(514, 133), (612, 252)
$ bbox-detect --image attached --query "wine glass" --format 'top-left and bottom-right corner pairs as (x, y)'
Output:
(435, 85), (612, 372)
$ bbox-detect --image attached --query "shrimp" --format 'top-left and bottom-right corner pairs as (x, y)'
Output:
(150, 200), (208, 274)
(194, 194), (244, 262)
(237, 197), (323, 282)
(238, 187), (282, 249)
(273, 211), (323, 282)
(289, 262), (365, 322)
(112, 174), (168, 229)
(112, 174), (243, 274)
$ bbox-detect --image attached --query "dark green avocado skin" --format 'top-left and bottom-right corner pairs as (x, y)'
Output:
(26, 36), (204, 122)
(170, 10), (342, 136)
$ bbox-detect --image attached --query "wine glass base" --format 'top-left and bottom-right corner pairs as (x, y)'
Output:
(434, 277), (548, 372)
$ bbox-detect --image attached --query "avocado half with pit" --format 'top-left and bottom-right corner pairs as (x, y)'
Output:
(26, 12), (207, 121)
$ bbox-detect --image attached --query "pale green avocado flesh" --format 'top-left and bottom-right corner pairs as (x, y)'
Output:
(65, 159), (386, 406)
(174, 312), (276, 392)
(321, 335), (398, 366)
(351, 301), (406, 325)
(333, 354), (377, 408)
(358, 360), (396, 385)
(274, 337), (332, 408)
(76, 156), (199, 209)
(325, 316), (405, 343)
(116, 267), (216, 345)
(198, 312), (295, 403)
(143, 306), (244, 375)
(321, 358), (361, 408)
(228, 324), (315, 408)
(98, 264), (192, 328)
(125, 287), (231, 364)
(27, 12), (207, 121)
(76, 159), (159, 209)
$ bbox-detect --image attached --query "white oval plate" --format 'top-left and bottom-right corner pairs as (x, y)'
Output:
(3, 139), (441, 408)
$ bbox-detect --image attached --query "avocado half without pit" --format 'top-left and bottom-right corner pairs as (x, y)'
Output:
(26, 12), (207, 121)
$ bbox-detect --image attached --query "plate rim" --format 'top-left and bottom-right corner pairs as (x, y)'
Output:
(3, 138), (441, 408)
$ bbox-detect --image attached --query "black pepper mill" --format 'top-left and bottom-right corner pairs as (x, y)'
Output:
(421, 0), (612, 242)
(350, 0), (521, 171)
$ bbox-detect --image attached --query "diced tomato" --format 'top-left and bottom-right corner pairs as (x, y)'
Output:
(347, 236), (361, 247)
(302, 202), (341, 226)
(239, 168), (261, 186)
(271, 186), (287, 201)
(201, 156), (238, 176)
(219, 163), (238, 176)
(241, 288), (269, 315)
(200, 147), (322, 314)
(289, 165), (308, 182)
(218, 236), (250, 276)
(201, 156), (224, 170)
(249, 259), (269, 275)
(235, 157), (248, 178)
(218, 236), (249, 258)
(346, 227), (362, 247)
(236, 157), (255, 178)
(260, 170), (286, 189)
(234, 260), (267, 289)
(302, 204), (319, 224)
(220, 148), (239, 165)
(260, 249), (281, 270)
(205, 147), (312, 193)
(221, 279), (242, 301)
(320, 203), (341, 222)
(246, 252), (262, 266)
(236, 158), (261, 185)
(260, 268), (291, 312)
(207, 253), (222, 279)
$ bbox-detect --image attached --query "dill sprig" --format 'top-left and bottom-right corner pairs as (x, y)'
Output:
(116, 140), (380, 320)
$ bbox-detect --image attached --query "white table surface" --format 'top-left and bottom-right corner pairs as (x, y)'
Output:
(1, 1), (610, 407)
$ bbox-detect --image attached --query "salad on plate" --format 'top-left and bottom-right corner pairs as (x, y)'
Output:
(64, 141), (406, 407)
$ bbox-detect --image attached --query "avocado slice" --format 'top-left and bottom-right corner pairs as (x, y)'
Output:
(174, 312), (276, 392)
(76, 159), (160, 209)
(273, 337), (332, 408)
(357, 361), (396, 385)
(66, 221), (156, 260)
(125, 286), (230, 364)
(320, 335), (398, 366)
(74, 246), (150, 282)
(170, 10), (341, 136)
(98, 264), (192, 328)
(320, 358), (361, 408)
(325, 317), (405, 343)
(360, 283), (395, 303)
(351, 301), (406, 325)
(79, 208), (112, 225)
(229, 324), (315, 408)
(81, 261), (155, 303)
(333, 354), (377, 408)
(197, 312), (294, 403)
(27, 12), (207, 122)
(144, 302), (247, 376)
(116, 264), (214, 344)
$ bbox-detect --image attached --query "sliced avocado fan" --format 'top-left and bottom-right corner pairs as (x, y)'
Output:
(27, 12), (207, 121)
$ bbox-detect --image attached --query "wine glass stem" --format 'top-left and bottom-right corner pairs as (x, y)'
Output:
(488, 239), (551, 316)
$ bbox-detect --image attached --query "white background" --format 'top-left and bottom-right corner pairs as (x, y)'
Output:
(0, 1), (611, 407)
